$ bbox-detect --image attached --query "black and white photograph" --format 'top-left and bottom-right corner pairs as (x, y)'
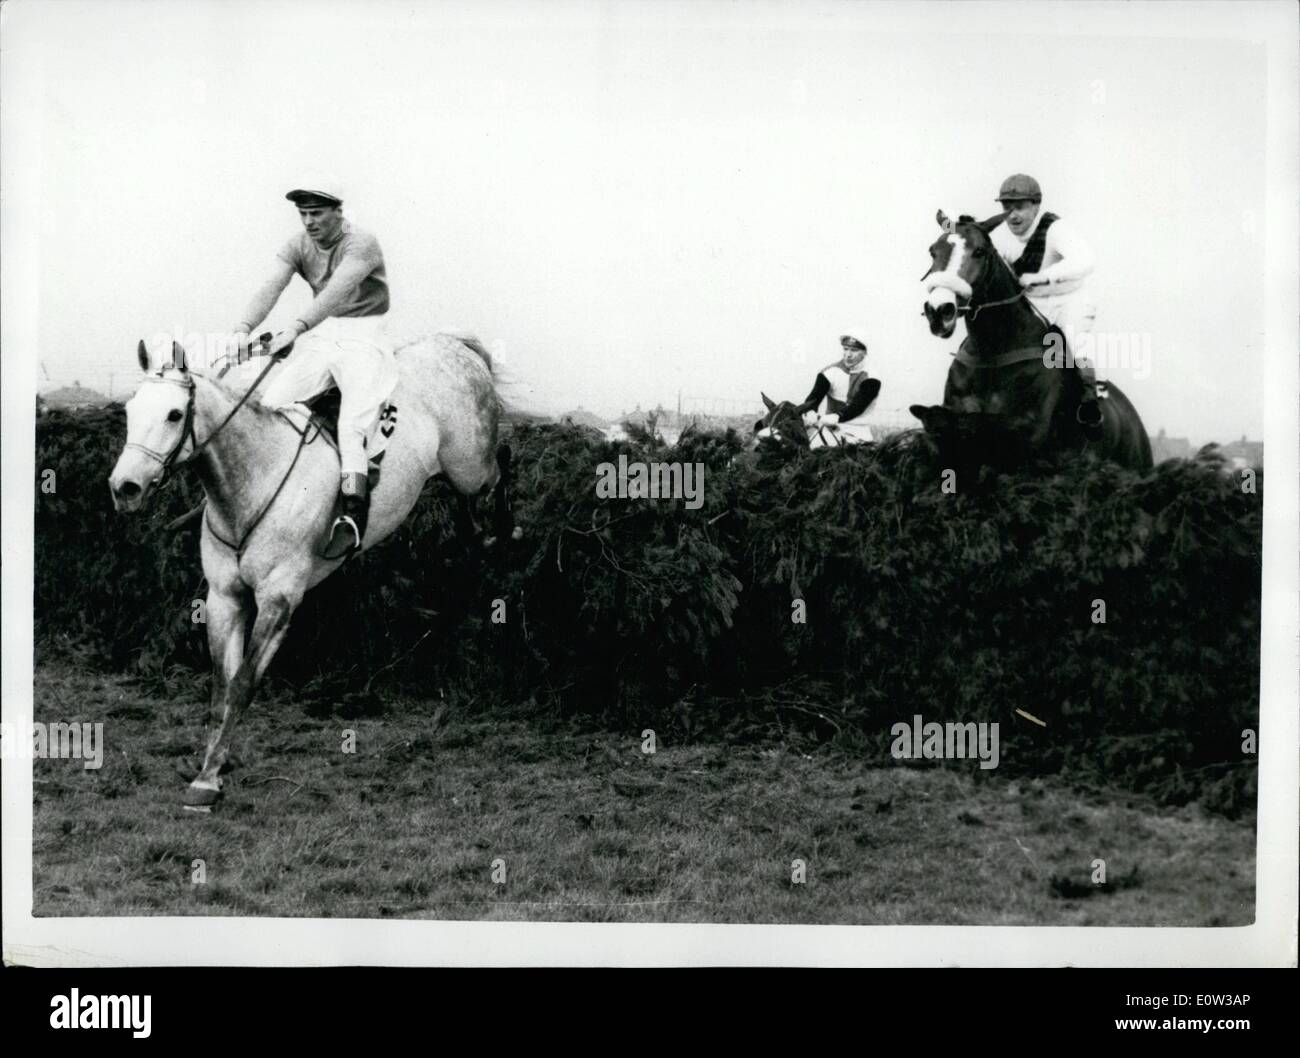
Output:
(2, 0), (1296, 970)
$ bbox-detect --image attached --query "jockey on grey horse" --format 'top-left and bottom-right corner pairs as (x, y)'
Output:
(229, 176), (398, 558)
(796, 328), (882, 446)
(984, 173), (1105, 430)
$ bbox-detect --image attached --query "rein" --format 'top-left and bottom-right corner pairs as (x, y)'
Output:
(929, 225), (1054, 370)
(190, 351), (284, 462)
(136, 342), (320, 557)
(924, 223), (1053, 324)
(194, 347), (327, 557)
(123, 375), (197, 481)
(202, 417), (319, 557)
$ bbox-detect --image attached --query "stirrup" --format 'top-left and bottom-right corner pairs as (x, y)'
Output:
(323, 514), (362, 560)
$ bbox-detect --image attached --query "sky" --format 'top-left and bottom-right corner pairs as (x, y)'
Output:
(3, 0), (1283, 443)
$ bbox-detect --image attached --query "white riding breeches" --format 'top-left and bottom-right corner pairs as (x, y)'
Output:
(1030, 292), (1098, 370)
(259, 314), (399, 476)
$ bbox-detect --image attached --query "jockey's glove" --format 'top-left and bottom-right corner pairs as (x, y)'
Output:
(1018, 272), (1051, 288)
(802, 410), (818, 425)
(819, 413), (840, 426)
(268, 322), (306, 357)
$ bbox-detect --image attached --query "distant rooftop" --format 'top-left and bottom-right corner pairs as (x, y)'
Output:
(42, 381), (110, 407)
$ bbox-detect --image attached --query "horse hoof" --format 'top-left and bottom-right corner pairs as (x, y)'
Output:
(183, 784), (221, 809)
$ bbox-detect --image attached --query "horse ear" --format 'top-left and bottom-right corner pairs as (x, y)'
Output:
(978, 211), (1008, 233)
(137, 339), (151, 372)
(761, 392), (776, 411)
(910, 404), (956, 434)
(936, 209), (953, 233)
(172, 341), (188, 372)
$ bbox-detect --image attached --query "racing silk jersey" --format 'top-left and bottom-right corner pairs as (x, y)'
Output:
(801, 364), (882, 421)
(277, 220), (389, 320)
(989, 210), (1095, 301)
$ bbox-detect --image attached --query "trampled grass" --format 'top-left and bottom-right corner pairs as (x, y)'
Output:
(30, 664), (1254, 925)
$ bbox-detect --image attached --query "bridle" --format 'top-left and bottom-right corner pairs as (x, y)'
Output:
(125, 340), (320, 556)
(921, 224), (1047, 324)
(755, 404), (811, 450)
(125, 348), (285, 490)
(122, 373), (198, 487)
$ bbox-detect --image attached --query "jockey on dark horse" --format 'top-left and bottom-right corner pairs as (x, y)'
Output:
(983, 173), (1104, 430)
(228, 177), (398, 560)
(795, 328), (882, 444)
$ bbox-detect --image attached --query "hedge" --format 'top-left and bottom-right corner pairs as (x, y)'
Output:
(35, 406), (1262, 813)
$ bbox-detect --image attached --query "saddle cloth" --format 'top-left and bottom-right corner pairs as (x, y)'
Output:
(281, 387), (399, 479)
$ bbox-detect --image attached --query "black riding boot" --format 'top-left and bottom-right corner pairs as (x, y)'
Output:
(323, 471), (370, 560)
(1075, 361), (1105, 430)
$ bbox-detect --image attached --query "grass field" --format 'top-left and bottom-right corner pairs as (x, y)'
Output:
(30, 664), (1255, 925)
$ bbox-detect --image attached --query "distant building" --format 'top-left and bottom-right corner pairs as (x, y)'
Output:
(1219, 435), (1263, 469)
(1150, 427), (1194, 463)
(43, 381), (109, 409)
(559, 407), (611, 431)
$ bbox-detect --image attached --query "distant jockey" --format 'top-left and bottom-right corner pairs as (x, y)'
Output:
(797, 328), (882, 447)
(985, 173), (1104, 429)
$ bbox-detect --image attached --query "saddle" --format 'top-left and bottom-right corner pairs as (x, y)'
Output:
(294, 386), (398, 489)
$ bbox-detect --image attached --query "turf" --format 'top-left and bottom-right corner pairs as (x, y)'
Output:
(31, 664), (1255, 925)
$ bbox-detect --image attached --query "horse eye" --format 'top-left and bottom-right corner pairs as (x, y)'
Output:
(167, 409), (183, 422)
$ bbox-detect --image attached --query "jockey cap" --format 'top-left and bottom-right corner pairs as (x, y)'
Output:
(996, 173), (1042, 204)
(840, 328), (869, 353)
(286, 175), (345, 208)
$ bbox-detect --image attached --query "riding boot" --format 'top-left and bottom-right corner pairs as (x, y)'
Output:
(1074, 361), (1105, 430)
(323, 471), (370, 560)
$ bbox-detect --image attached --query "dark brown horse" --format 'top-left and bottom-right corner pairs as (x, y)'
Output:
(912, 211), (1152, 471)
(753, 393), (812, 451)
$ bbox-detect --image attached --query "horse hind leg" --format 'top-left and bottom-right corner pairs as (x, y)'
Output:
(452, 492), (485, 553)
(489, 443), (520, 545)
(451, 444), (518, 552)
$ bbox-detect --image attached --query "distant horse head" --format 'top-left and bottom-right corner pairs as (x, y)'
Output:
(907, 402), (1034, 471)
(108, 337), (198, 511)
(753, 392), (810, 450)
(921, 209), (1011, 338)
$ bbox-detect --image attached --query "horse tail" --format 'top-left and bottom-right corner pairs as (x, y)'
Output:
(440, 330), (494, 375)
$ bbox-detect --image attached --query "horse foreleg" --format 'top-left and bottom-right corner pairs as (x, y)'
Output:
(184, 583), (301, 809)
(183, 585), (246, 806)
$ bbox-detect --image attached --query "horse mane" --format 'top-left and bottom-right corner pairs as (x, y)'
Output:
(955, 219), (1022, 298)
(189, 369), (285, 421)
